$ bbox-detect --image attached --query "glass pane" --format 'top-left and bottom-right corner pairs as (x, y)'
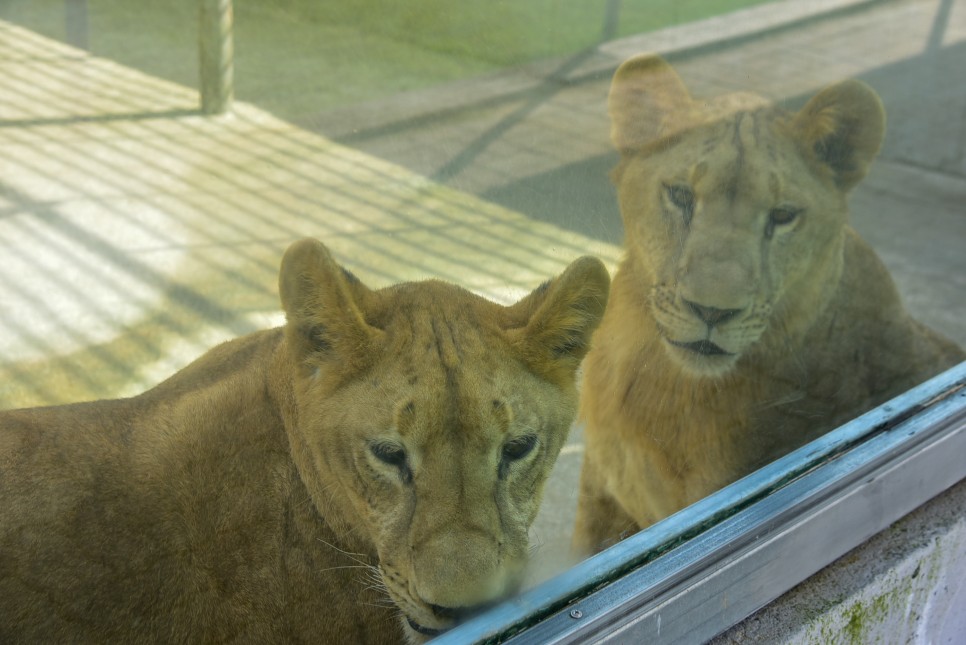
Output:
(1, 0), (963, 641)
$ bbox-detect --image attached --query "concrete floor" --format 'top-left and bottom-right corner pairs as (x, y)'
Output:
(1, 0), (964, 589)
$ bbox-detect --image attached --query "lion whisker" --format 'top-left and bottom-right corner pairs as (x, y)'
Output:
(317, 564), (373, 574)
(316, 537), (372, 567)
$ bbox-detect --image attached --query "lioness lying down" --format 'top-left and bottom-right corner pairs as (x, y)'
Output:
(0, 238), (609, 643)
(573, 55), (964, 554)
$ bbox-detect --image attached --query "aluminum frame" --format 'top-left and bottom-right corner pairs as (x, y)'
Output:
(434, 361), (966, 644)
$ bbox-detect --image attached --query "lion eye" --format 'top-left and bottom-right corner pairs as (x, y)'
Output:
(369, 441), (412, 484)
(664, 183), (695, 224)
(768, 206), (801, 227)
(501, 435), (537, 462)
(370, 441), (407, 467)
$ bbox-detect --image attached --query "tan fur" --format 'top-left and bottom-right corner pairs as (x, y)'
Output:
(573, 55), (964, 555)
(0, 238), (609, 643)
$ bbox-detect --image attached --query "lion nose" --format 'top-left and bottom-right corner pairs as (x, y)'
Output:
(683, 299), (743, 327)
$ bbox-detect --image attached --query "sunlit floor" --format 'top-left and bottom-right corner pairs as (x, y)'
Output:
(1, 0), (965, 587)
(0, 20), (622, 407)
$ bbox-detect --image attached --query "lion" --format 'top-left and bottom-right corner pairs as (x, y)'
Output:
(0, 238), (610, 643)
(572, 55), (964, 555)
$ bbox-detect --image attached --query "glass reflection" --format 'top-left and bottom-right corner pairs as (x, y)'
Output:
(0, 0), (964, 642)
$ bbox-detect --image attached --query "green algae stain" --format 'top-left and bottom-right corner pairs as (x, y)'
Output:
(843, 603), (867, 643)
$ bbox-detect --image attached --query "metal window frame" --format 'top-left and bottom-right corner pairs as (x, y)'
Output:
(434, 361), (966, 644)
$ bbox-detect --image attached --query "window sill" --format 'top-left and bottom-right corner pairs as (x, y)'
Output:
(713, 476), (966, 643)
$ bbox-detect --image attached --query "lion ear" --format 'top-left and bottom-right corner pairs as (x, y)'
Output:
(608, 54), (693, 153)
(505, 257), (610, 384)
(278, 238), (379, 372)
(792, 80), (885, 190)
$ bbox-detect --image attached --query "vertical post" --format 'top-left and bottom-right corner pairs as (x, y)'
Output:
(199, 0), (234, 114)
(65, 0), (89, 50)
(601, 0), (621, 42)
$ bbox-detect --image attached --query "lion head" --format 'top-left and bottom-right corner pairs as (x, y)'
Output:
(609, 55), (885, 377)
(276, 239), (609, 639)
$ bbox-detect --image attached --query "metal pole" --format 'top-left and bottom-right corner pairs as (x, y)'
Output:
(65, 0), (89, 50)
(199, 0), (234, 114)
(601, 0), (621, 42)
